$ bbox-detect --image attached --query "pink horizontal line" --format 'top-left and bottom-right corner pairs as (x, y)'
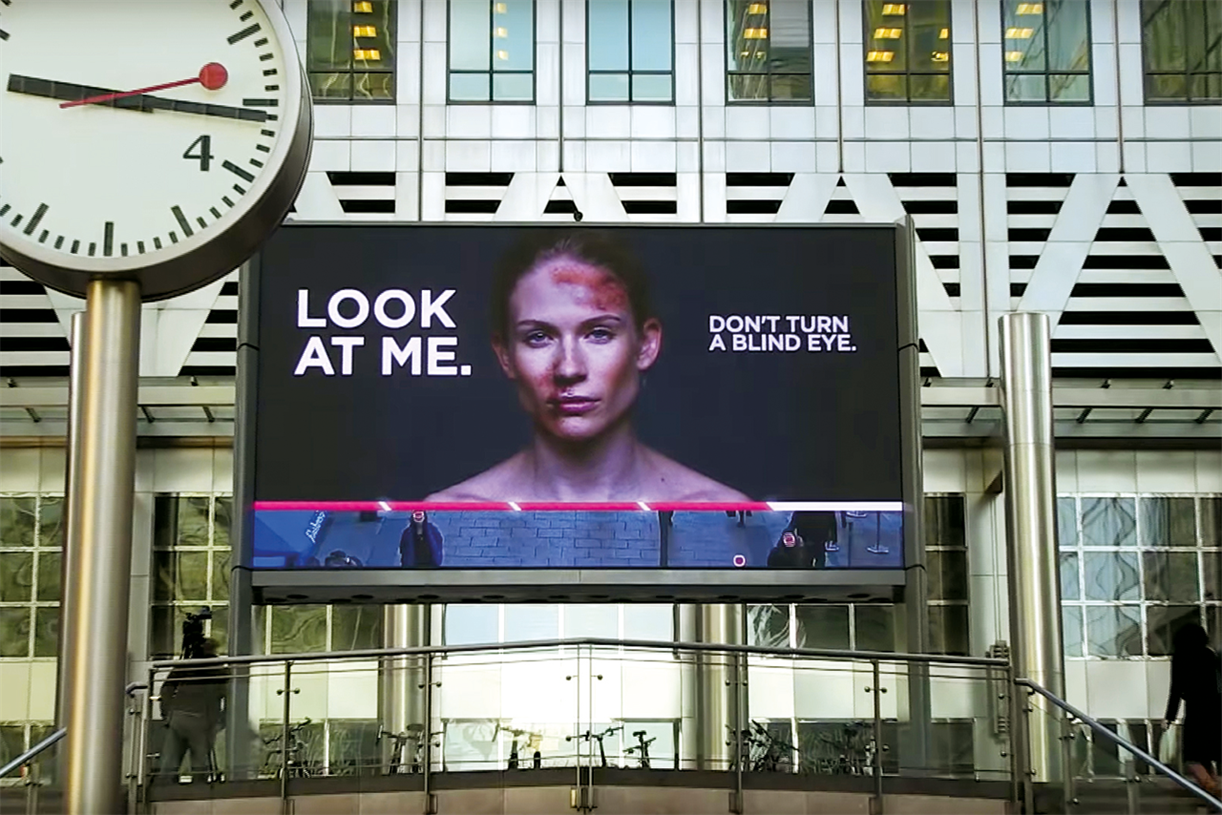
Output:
(252, 500), (775, 512)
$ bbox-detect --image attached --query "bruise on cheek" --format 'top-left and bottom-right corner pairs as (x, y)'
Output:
(550, 265), (629, 312)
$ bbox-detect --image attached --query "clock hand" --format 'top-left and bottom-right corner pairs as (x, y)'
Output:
(59, 63), (229, 109)
(7, 74), (269, 122)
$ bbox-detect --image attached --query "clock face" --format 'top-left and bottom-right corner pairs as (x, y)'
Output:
(0, 0), (311, 299)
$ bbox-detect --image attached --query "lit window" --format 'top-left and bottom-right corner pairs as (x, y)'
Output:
(449, 0), (535, 102)
(866, 50), (895, 62)
(1003, 0), (1091, 104)
(726, 0), (812, 103)
(880, 3), (905, 14)
(864, 0), (951, 103)
(873, 27), (903, 38)
(307, 0), (396, 103)
(587, 0), (675, 104)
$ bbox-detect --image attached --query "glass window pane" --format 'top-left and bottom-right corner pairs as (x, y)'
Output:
(1060, 553), (1080, 601)
(154, 551), (209, 603)
(150, 606), (186, 659)
(1004, 0), (1047, 71)
(1140, 497), (1196, 547)
(865, 0), (909, 72)
(311, 71), (354, 100)
(1203, 551), (1221, 601)
(331, 605), (383, 651)
(1146, 605), (1201, 656)
(928, 605), (969, 656)
(178, 498), (211, 546)
(795, 605), (850, 650)
(214, 498), (232, 551)
(0, 551), (34, 602)
(770, 0), (812, 76)
(588, 0), (630, 72)
(1006, 73), (1047, 102)
(307, 0), (352, 71)
(631, 0), (673, 71)
(451, 0), (491, 70)
(565, 604), (618, 638)
(1049, 73), (1090, 102)
(632, 73), (673, 101)
(623, 604), (673, 641)
(492, 72), (534, 101)
(748, 604), (791, 648)
(1189, 72), (1222, 101)
(770, 73), (812, 101)
(504, 604), (558, 641)
(1202, 498), (1222, 547)
(1143, 0), (1186, 72)
(270, 605), (329, 654)
(908, 0), (951, 72)
(1082, 497), (1137, 547)
(36, 551), (61, 603)
(1058, 498), (1078, 548)
(925, 496), (966, 549)
(212, 551), (230, 603)
(589, 72), (631, 101)
(0, 497), (36, 547)
(727, 1), (770, 70)
(1086, 605), (1142, 657)
(0, 607), (30, 657)
(1208, 605), (1221, 642)
(729, 73), (770, 101)
(0, 726), (25, 767)
(1084, 552), (1140, 601)
(1146, 72), (1187, 101)
(928, 550), (968, 601)
(494, 0), (534, 71)
(444, 604), (498, 645)
(1046, 0), (1090, 71)
(33, 607), (58, 658)
(854, 605), (896, 652)
(1142, 551), (1201, 602)
(866, 73), (908, 101)
(1063, 606), (1084, 657)
(38, 497), (64, 549)
(207, 605), (228, 654)
(910, 72), (951, 101)
(450, 72), (491, 101)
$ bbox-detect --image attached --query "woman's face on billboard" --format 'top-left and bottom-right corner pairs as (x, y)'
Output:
(494, 256), (661, 443)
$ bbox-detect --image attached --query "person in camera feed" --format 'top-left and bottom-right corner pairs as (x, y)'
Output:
(785, 511), (838, 568)
(400, 509), (444, 567)
(767, 530), (815, 568)
(428, 230), (749, 503)
(1164, 622), (1221, 795)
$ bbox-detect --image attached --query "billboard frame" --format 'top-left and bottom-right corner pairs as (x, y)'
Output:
(235, 220), (921, 604)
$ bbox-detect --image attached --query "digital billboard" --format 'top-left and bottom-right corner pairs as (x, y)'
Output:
(240, 224), (918, 601)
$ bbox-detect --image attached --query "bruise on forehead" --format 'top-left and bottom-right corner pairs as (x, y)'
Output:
(544, 258), (629, 312)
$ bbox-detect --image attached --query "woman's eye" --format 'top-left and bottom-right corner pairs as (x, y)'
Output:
(524, 331), (550, 346)
(588, 327), (614, 342)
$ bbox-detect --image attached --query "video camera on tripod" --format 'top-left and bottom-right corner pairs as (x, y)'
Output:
(181, 606), (213, 659)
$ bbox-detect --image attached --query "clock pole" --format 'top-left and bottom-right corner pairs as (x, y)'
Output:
(61, 278), (142, 815)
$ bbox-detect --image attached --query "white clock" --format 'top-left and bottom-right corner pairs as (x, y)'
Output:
(0, 0), (312, 300)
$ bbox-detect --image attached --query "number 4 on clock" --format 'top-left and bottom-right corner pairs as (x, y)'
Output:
(183, 135), (214, 171)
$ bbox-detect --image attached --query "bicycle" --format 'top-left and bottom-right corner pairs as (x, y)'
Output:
(260, 719), (314, 779)
(625, 729), (657, 769)
(567, 725), (624, 768)
(378, 723), (432, 775)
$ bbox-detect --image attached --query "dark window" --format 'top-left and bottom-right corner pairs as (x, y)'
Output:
(1141, 0), (1222, 103)
(307, 1), (397, 102)
(588, 0), (674, 102)
(726, 0), (812, 102)
(450, 0), (536, 102)
(1003, 0), (1092, 103)
(864, 0), (952, 103)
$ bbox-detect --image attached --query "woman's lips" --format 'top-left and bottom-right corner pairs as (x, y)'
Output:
(551, 396), (600, 416)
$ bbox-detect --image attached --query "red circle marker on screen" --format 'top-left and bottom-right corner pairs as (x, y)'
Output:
(200, 62), (229, 91)
(732, 554), (746, 568)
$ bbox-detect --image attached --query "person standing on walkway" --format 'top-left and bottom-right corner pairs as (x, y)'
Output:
(1164, 622), (1221, 795)
(158, 637), (227, 782)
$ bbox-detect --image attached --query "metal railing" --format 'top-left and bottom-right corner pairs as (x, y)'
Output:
(130, 637), (1013, 814)
(1015, 678), (1222, 813)
(0, 729), (65, 780)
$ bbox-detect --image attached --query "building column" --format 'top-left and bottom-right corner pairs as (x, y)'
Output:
(999, 313), (1065, 784)
(381, 604), (428, 771)
(679, 604), (744, 771)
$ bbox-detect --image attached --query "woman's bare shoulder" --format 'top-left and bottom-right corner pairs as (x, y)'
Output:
(642, 449), (751, 502)
(425, 454), (528, 502)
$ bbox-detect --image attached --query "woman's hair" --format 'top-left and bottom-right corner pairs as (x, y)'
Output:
(1172, 622), (1209, 653)
(490, 229), (654, 339)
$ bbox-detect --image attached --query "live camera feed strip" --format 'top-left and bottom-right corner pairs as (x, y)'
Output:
(248, 225), (909, 572)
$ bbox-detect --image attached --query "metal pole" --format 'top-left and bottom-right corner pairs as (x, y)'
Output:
(382, 604), (425, 773)
(55, 311), (86, 732)
(998, 312), (1065, 784)
(872, 659), (884, 812)
(280, 661), (293, 804)
(422, 650), (436, 815)
(62, 279), (141, 815)
(696, 604), (742, 771)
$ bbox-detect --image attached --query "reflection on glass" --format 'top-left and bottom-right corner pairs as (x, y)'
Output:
(865, 0), (951, 102)
(1146, 605), (1201, 656)
(726, 0), (811, 102)
(1081, 497), (1137, 547)
(35, 551), (60, 603)
(1140, 497), (1196, 547)
(504, 604), (559, 642)
(1060, 552), (1080, 600)
(854, 605), (896, 652)
(1057, 497), (1078, 548)
(0, 607), (30, 657)
(1201, 498), (1221, 547)
(795, 605), (850, 650)
(1086, 606), (1141, 657)
(444, 604), (498, 645)
(623, 605), (674, 641)
(450, 0), (535, 102)
(33, 607), (57, 658)
(307, 0), (396, 102)
(0, 551), (33, 602)
(0, 497), (37, 547)
(38, 497), (64, 549)
(1083, 552), (1140, 601)
(1003, 0), (1091, 103)
(748, 604), (790, 648)
(927, 550), (968, 601)
(929, 604), (969, 656)
(565, 604), (618, 638)
(332, 605), (383, 651)
(1063, 606), (1084, 656)
(270, 605), (329, 654)
(1141, 0), (1222, 102)
(1203, 552), (1221, 602)
(1142, 551), (1201, 602)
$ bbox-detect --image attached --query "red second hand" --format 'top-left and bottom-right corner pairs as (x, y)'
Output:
(59, 63), (228, 109)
